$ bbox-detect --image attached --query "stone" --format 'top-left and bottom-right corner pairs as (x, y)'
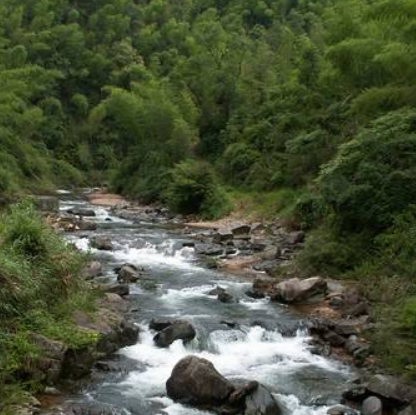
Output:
(90, 236), (113, 251)
(212, 229), (234, 244)
(244, 383), (282, 415)
(366, 374), (416, 405)
(67, 208), (96, 217)
(166, 356), (234, 405)
(104, 283), (130, 297)
(271, 277), (327, 304)
(117, 263), (141, 283)
(231, 224), (252, 236)
(85, 261), (102, 279)
(154, 321), (196, 347)
(286, 231), (305, 245)
(398, 406), (415, 415)
(149, 318), (176, 331)
(77, 221), (97, 231)
(361, 396), (382, 415)
(195, 243), (224, 256)
(218, 290), (236, 304)
(327, 405), (358, 415)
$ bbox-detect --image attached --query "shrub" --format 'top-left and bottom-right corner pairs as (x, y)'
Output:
(220, 143), (260, 186)
(166, 160), (230, 218)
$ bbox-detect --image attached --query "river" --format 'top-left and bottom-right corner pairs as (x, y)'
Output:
(54, 196), (353, 415)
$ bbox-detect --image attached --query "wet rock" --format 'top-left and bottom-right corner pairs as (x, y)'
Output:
(333, 321), (359, 337)
(327, 405), (358, 415)
(271, 277), (327, 304)
(85, 261), (102, 279)
(231, 224), (252, 236)
(209, 286), (227, 296)
(67, 208), (96, 217)
(244, 383), (281, 415)
(182, 241), (195, 248)
(195, 243), (224, 256)
(221, 320), (238, 328)
(366, 374), (416, 406)
(150, 318), (176, 331)
(90, 236), (113, 251)
(213, 229), (234, 244)
(57, 403), (115, 415)
(218, 290), (236, 304)
(361, 396), (382, 415)
(166, 356), (234, 405)
(342, 385), (368, 402)
(104, 283), (130, 297)
(154, 320), (196, 347)
(77, 221), (97, 231)
(251, 277), (276, 298)
(117, 263), (141, 283)
(323, 331), (346, 347)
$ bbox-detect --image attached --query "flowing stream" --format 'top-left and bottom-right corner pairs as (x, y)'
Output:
(55, 197), (353, 415)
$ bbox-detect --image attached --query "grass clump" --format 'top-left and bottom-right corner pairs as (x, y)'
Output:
(0, 201), (97, 408)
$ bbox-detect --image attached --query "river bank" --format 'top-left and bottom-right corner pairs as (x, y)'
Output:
(10, 191), (416, 415)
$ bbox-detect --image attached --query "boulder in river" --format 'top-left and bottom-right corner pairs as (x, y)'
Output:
(195, 243), (224, 256)
(77, 221), (98, 231)
(271, 277), (327, 304)
(150, 318), (176, 331)
(166, 356), (282, 415)
(90, 236), (113, 251)
(67, 207), (96, 217)
(167, 356), (234, 405)
(154, 320), (196, 347)
(117, 263), (141, 283)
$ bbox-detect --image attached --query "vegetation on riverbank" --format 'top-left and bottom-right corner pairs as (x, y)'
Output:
(0, 0), (416, 379)
(0, 202), (96, 411)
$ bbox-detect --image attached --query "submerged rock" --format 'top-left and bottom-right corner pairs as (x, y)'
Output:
(117, 263), (142, 283)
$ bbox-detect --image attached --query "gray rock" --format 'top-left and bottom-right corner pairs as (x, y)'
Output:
(218, 290), (236, 304)
(104, 283), (130, 297)
(90, 236), (113, 251)
(195, 243), (224, 256)
(67, 208), (96, 217)
(366, 374), (416, 405)
(271, 277), (327, 304)
(231, 224), (252, 236)
(361, 396), (382, 415)
(149, 318), (176, 331)
(77, 221), (97, 231)
(154, 321), (196, 347)
(166, 356), (234, 405)
(244, 383), (281, 415)
(117, 263), (141, 283)
(327, 405), (358, 415)
(212, 229), (233, 244)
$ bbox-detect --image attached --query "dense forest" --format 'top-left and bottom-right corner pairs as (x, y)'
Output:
(1, 0), (416, 380)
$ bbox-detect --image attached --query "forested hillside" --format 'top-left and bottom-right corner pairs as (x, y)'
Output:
(1, 0), (416, 376)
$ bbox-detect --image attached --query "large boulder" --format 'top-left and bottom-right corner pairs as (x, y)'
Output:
(154, 321), (196, 347)
(166, 356), (234, 405)
(271, 277), (327, 304)
(366, 375), (416, 406)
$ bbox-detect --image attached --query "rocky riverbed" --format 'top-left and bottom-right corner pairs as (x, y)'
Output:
(20, 191), (416, 415)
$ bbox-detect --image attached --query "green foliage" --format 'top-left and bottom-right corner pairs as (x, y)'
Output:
(0, 202), (96, 405)
(166, 160), (230, 218)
